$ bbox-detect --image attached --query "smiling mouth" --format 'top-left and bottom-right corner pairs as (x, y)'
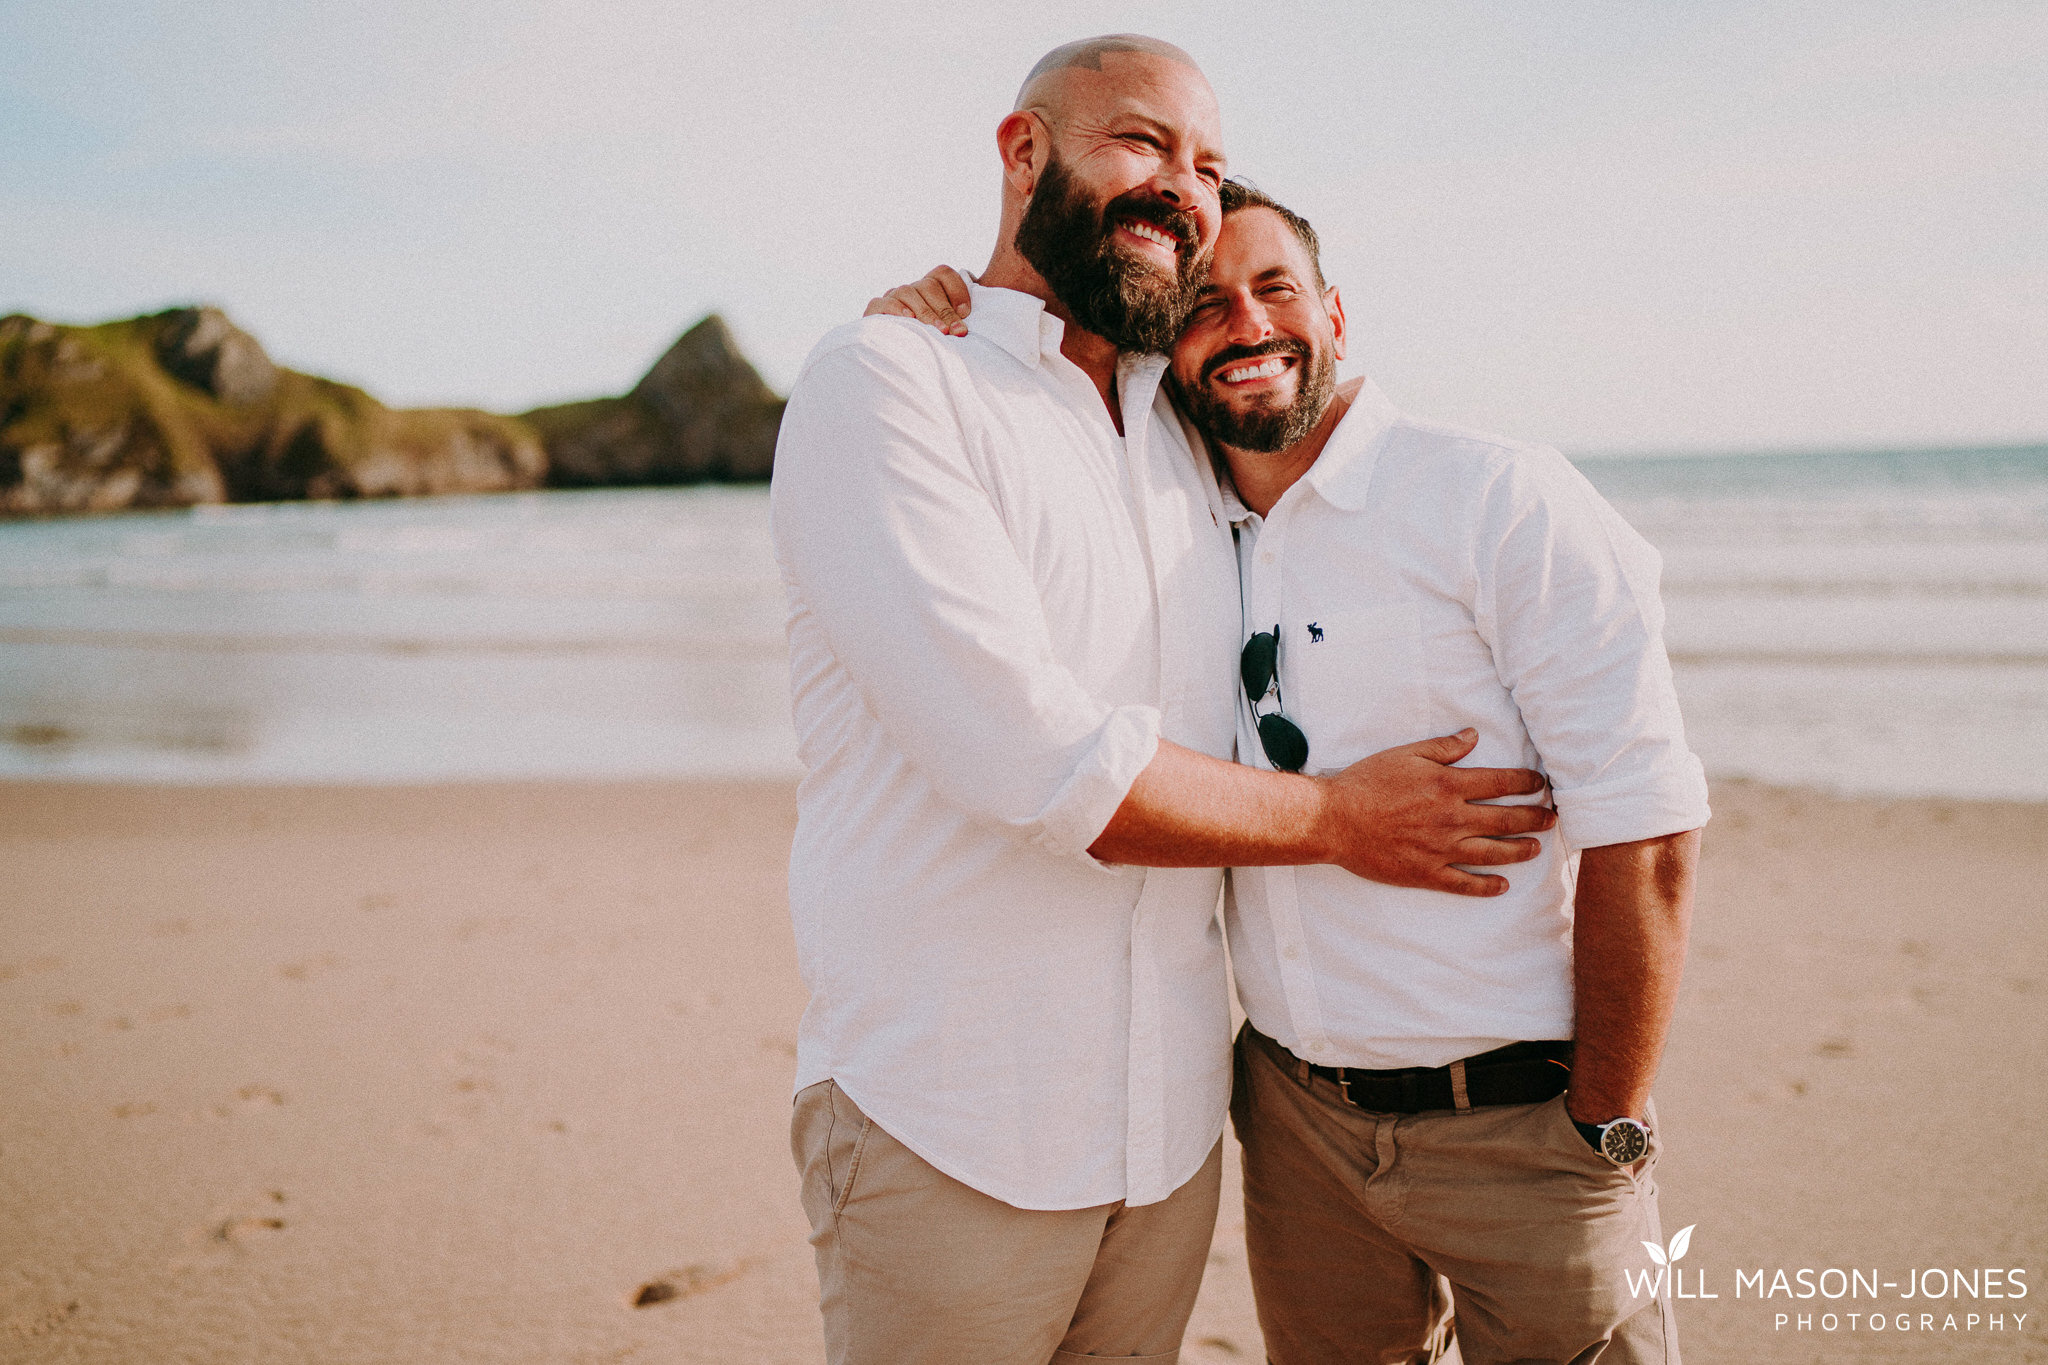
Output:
(1215, 355), (1296, 386)
(1117, 219), (1181, 254)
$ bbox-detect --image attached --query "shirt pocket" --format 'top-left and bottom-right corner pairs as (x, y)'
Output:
(1286, 603), (1429, 773)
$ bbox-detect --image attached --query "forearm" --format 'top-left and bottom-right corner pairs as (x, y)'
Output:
(1566, 829), (1700, 1122)
(1088, 740), (1331, 867)
(1088, 729), (1557, 895)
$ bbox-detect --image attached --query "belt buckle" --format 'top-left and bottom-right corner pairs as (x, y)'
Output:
(1338, 1070), (1394, 1111)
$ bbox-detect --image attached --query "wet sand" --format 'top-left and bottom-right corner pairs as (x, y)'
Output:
(1, 780), (2041, 1362)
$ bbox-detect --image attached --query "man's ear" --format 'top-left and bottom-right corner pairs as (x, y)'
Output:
(1324, 285), (1347, 363)
(996, 110), (1052, 196)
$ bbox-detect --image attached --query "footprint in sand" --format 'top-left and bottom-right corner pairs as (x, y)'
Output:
(211, 1214), (287, 1242)
(179, 1191), (289, 1262)
(4, 1299), (80, 1339)
(1, 956), (65, 984)
(629, 1257), (762, 1308)
(278, 952), (344, 982)
(208, 1084), (286, 1118)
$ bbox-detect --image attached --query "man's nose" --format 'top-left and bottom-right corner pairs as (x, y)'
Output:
(1151, 170), (1194, 208)
(1145, 157), (1211, 232)
(1225, 299), (1273, 345)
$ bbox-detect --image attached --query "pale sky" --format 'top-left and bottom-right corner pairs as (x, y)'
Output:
(3, 1), (2042, 452)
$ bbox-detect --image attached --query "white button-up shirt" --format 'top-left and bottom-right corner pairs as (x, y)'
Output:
(770, 285), (1240, 1210)
(1223, 380), (1711, 1070)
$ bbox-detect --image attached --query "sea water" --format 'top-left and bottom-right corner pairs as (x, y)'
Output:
(1, 448), (2043, 799)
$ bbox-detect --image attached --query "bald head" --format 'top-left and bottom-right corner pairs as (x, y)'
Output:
(1014, 34), (1202, 112)
(981, 33), (1227, 350)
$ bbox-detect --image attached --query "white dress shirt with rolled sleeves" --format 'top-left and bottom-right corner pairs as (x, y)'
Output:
(1220, 380), (1711, 1071)
(770, 285), (1240, 1211)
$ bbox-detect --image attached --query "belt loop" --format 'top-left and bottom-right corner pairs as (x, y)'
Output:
(1449, 1058), (1472, 1112)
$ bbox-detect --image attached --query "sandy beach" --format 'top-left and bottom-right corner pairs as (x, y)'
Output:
(2, 779), (2042, 1363)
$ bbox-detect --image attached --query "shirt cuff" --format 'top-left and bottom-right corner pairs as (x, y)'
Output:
(1030, 704), (1162, 862)
(1554, 753), (1712, 850)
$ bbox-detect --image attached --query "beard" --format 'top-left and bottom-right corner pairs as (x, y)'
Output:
(1013, 154), (1207, 354)
(1170, 337), (1338, 454)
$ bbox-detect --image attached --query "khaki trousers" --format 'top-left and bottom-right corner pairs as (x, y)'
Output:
(792, 1080), (1222, 1365)
(1232, 1025), (1679, 1365)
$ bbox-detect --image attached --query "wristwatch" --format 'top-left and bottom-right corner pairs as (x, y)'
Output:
(1573, 1116), (1652, 1165)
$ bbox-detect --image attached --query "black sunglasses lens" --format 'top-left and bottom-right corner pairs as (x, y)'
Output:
(1258, 713), (1310, 773)
(1240, 631), (1278, 699)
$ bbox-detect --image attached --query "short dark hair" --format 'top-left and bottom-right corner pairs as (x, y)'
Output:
(1219, 179), (1326, 290)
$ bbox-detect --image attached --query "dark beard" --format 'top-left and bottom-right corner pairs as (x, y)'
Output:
(1013, 155), (1207, 354)
(1170, 338), (1337, 453)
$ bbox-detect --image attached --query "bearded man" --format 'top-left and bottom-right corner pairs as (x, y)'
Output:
(878, 184), (1710, 1364)
(770, 35), (1561, 1365)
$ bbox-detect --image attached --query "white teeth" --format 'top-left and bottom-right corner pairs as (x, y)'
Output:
(1124, 221), (1177, 250)
(1221, 357), (1289, 383)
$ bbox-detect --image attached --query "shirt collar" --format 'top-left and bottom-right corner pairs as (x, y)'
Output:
(1218, 473), (1252, 527)
(1300, 378), (1403, 513)
(963, 281), (1170, 376)
(1213, 378), (1402, 524)
(964, 283), (1064, 369)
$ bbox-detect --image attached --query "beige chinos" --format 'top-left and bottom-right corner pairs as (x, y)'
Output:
(1232, 1025), (1679, 1365)
(793, 1080), (1222, 1364)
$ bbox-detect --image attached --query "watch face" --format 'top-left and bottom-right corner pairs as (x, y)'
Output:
(1601, 1120), (1650, 1165)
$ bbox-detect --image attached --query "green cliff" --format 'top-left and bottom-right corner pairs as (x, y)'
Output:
(0, 307), (782, 516)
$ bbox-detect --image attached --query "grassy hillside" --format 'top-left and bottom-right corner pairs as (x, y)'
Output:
(1, 307), (781, 516)
(0, 309), (546, 515)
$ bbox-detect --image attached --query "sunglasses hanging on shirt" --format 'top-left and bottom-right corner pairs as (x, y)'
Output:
(1240, 626), (1310, 773)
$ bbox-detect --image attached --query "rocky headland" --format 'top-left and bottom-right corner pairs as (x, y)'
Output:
(0, 307), (783, 516)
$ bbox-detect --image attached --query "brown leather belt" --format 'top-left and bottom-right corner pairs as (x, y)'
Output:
(1290, 1034), (1575, 1114)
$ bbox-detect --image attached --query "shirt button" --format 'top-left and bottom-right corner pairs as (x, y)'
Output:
(1259, 551), (1275, 564)
(1282, 944), (1300, 961)
(1308, 1041), (1327, 1054)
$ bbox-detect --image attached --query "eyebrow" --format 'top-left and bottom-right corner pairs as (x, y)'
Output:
(1236, 268), (1302, 290)
(1194, 264), (1301, 299)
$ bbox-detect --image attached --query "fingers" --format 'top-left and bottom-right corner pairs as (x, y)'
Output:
(1444, 765), (1550, 801)
(930, 265), (973, 313)
(1465, 801), (1556, 836)
(1421, 867), (1510, 897)
(1452, 835), (1543, 866)
(1401, 728), (1481, 765)
(910, 280), (969, 336)
(863, 293), (915, 319)
(862, 280), (969, 335)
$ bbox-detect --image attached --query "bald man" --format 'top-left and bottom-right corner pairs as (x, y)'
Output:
(769, 37), (1557, 1363)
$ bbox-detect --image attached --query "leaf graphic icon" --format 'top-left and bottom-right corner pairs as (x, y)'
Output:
(1643, 1241), (1668, 1266)
(1668, 1225), (1695, 1263)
